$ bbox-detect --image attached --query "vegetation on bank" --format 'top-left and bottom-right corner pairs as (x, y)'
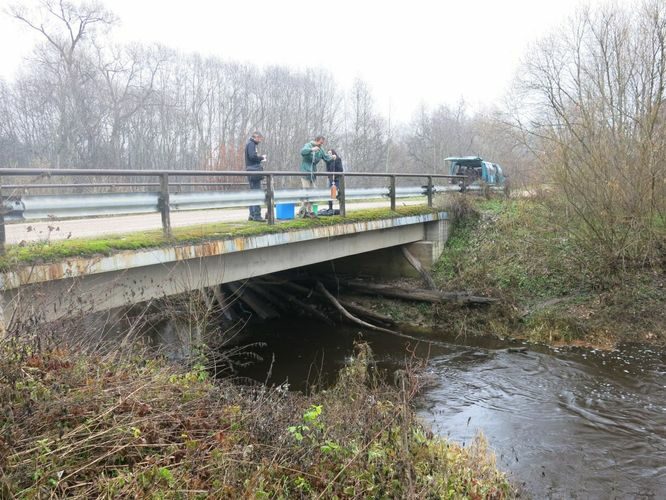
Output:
(0, 206), (436, 271)
(0, 339), (512, 498)
(426, 196), (665, 347)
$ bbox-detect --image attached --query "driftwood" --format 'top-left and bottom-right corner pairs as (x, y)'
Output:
(263, 273), (497, 307)
(230, 274), (483, 343)
(258, 277), (396, 327)
(247, 279), (334, 325)
(338, 300), (397, 327)
(336, 280), (498, 305)
(315, 282), (400, 335)
(279, 290), (335, 325)
(401, 246), (437, 290)
(315, 282), (436, 343)
(246, 282), (290, 312)
(227, 283), (280, 320)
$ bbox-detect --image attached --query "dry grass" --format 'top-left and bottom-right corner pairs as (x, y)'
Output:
(0, 336), (513, 499)
(429, 196), (666, 346)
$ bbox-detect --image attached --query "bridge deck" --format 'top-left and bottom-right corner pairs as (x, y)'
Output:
(1, 211), (448, 327)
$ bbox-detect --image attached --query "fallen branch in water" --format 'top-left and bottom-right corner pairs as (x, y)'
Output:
(327, 279), (499, 305)
(401, 246), (437, 290)
(315, 281), (401, 336)
(227, 282), (280, 320)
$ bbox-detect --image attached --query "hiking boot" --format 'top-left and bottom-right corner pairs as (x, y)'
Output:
(249, 216), (266, 222)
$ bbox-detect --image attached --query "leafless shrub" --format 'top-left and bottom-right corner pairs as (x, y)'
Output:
(513, 1), (666, 272)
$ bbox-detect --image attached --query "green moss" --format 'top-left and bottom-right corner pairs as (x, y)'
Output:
(433, 198), (584, 302)
(475, 197), (507, 215)
(0, 206), (436, 270)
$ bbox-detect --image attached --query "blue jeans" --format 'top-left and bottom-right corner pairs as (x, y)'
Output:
(248, 174), (262, 218)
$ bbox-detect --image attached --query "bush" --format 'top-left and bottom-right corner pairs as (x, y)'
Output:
(0, 338), (514, 498)
(516, 1), (666, 272)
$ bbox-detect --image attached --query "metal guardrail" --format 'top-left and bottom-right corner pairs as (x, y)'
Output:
(0, 168), (468, 252)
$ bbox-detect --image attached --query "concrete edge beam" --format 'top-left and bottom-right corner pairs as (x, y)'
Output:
(1, 212), (447, 290)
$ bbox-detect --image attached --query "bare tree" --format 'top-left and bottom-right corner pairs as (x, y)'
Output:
(515, 1), (666, 268)
(10, 0), (116, 168)
(343, 79), (386, 180)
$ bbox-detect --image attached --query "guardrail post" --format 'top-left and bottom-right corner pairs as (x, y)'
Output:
(0, 178), (5, 255)
(338, 174), (346, 217)
(427, 176), (433, 208)
(159, 173), (172, 238)
(266, 174), (275, 225)
(389, 175), (396, 211)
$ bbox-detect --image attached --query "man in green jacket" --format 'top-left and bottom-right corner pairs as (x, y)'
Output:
(299, 135), (336, 217)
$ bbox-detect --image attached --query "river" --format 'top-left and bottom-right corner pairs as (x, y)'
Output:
(234, 318), (666, 498)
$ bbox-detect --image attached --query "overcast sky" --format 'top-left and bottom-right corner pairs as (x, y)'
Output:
(0, 0), (605, 122)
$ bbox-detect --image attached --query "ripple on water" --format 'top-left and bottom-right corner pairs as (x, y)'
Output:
(417, 343), (666, 498)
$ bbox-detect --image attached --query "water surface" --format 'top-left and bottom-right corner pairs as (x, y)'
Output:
(234, 319), (666, 498)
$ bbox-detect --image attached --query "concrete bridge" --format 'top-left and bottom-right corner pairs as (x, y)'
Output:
(0, 210), (449, 330)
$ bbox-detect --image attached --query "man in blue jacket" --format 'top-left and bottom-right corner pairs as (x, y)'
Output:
(245, 131), (267, 222)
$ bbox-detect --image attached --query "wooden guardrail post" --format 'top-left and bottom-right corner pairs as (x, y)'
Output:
(338, 174), (346, 217)
(266, 174), (275, 225)
(159, 173), (172, 238)
(389, 175), (396, 211)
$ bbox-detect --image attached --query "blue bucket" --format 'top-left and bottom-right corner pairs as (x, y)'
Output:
(275, 203), (295, 220)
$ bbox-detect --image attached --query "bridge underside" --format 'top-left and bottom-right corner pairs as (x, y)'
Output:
(0, 212), (448, 328)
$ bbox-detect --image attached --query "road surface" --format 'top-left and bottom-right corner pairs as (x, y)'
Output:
(5, 199), (424, 245)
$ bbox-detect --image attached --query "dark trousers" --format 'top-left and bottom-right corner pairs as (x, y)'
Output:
(248, 174), (262, 218)
(328, 177), (339, 210)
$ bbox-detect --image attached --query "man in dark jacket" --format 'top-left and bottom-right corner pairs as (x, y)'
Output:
(324, 148), (343, 215)
(245, 131), (267, 221)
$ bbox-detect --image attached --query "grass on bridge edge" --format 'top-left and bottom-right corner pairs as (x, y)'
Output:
(0, 206), (437, 271)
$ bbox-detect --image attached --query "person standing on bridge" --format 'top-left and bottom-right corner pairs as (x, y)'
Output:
(323, 148), (343, 215)
(245, 131), (267, 222)
(299, 135), (335, 218)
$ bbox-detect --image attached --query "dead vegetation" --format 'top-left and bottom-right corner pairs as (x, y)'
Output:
(413, 196), (665, 347)
(0, 331), (514, 499)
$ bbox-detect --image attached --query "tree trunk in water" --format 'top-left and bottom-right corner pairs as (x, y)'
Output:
(227, 283), (280, 320)
(401, 246), (437, 290)
(334, 280), (498, 305)
(315, 282), (400, 335)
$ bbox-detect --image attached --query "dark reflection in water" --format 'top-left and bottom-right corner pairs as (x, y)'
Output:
(234, 318), (666, 498)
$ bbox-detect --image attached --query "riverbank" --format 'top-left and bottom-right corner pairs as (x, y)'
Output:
(360, 196), (665, 348)
(0, 337), (513, 498)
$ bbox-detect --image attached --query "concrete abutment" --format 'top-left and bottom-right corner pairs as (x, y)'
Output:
(312, 218), (449, 279)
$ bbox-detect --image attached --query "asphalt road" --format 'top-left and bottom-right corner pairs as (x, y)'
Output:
(5, 199), (424, 245)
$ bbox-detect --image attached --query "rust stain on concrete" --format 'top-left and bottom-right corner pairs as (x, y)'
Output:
(2, 212), (447, 290)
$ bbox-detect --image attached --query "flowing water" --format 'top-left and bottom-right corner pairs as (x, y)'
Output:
(234, 319), (666, 498)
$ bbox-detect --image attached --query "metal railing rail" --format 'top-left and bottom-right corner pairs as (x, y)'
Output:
(1, 182), (247, 191)
(0, 168), (468, 253)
